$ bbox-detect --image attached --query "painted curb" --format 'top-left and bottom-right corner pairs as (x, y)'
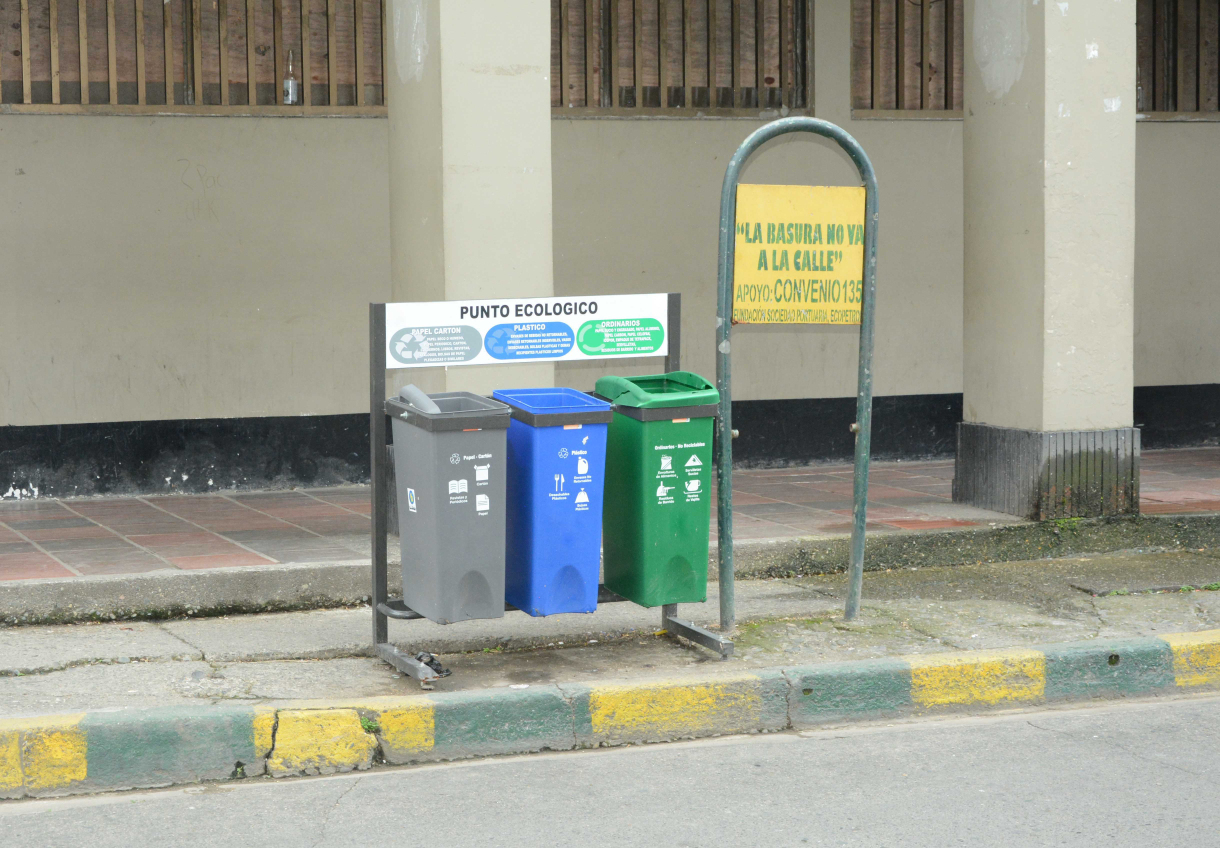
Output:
(2, 629), (1218, 799)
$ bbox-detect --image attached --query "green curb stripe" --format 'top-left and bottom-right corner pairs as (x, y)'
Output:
(432, 687), (575, 758)
(787, 659), (913, 725)
(82, 707), (260, 790)
(1043, 638), (1176, 700)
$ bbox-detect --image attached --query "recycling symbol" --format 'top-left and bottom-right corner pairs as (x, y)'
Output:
(558, 448), (570, 459)
(449, 453), (461, 465)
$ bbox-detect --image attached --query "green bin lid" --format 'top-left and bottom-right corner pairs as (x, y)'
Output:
(594, 371), (720, 409)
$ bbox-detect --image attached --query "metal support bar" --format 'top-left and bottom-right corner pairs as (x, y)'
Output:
(370, 304), (389, 646)
(662, 603), (734, 657)
(714, 117), (879, 624)
(375, 643), (440, 683)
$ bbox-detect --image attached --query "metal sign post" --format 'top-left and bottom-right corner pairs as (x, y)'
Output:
(370, 292), (732, 687)
(714, 116), (880, 623)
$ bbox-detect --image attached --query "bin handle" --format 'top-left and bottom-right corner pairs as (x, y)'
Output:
(399, 384), (442, 415)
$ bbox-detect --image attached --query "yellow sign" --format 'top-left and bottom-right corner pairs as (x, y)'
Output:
(732, 184), (866, 325)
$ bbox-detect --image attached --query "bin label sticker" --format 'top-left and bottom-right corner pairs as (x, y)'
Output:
(659, 455), (673, 471)
(474, 464), (490, 482)
(448, 479), (469, 506)
(389, 326), (483, 366)
(407, 488), (417, 512)
(476, 494), (490, 514)
(576, 318), (665, 356)
(575, 489), (590, 511)
(685, 455), (702, 468)
(656, 482), (675, 504)
(449, 453), (461, 465)
(385, 294), (668, 369)
(732, 184), (866, 325)
(485, 322), (575, 360)
(558, 448), (569, 459)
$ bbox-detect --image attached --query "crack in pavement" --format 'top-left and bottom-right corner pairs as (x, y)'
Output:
(312, 777), (362, 847)
(154, 623), (210, 661)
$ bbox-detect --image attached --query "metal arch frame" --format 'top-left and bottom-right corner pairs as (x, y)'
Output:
(714, 116), (880, 623)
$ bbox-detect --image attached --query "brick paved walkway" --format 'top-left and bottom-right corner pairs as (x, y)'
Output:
(2, 447), (1218, 583)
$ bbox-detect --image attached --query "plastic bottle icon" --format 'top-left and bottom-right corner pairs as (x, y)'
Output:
(577, 457), (589, 475)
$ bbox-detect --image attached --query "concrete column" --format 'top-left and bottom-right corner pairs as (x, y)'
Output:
(956, 0), (1139, 519)
(385, 0), (555, 395)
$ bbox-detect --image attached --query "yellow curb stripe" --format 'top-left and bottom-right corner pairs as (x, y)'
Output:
(589, 677), (763, 737)
(0, 714), (87, 793)
(909, 649), (1046, 708)
(266, 710), (378, 776)
(0, 729), (19, 792)
(375, 703), (435, 755)
(1160, 629), (1220, 688)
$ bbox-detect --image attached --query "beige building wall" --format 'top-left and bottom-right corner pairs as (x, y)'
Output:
(0, 115), (391, 427)
(0, 5), (1215, 429)
(1134, 123), (1220, 387)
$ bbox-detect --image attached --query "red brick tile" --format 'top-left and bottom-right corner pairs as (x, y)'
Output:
(0, 552), (76, 580)
(19, 525), (111, 542)
(882, 518), (979, 530)
(128, 532), (254, 557)
(1140, 502), (1202, 514)
(1140, 490), (1217, 503)
(169, 553), (276, 569)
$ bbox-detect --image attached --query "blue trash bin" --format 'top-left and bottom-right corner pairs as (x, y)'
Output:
(491, 388), (611, 616)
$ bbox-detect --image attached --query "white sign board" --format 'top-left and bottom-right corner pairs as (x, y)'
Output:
(385, 294), (669, 368)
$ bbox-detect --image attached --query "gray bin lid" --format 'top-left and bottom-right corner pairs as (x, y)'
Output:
(385, 392), (511, 432)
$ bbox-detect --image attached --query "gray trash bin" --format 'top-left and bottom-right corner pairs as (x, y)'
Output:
(388, 386), (511, 624)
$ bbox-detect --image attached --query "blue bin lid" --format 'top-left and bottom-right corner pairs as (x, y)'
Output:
(492, 387), (610, 415)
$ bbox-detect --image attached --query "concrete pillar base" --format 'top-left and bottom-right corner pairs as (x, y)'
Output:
(953, 423), (1140, 520)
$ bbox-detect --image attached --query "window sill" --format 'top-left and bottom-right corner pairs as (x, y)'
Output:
(551, 106), (813, 120)
(1137, 111), (1220, 122)
(851, 109), (963, 121)
(0, 103), (387, 118)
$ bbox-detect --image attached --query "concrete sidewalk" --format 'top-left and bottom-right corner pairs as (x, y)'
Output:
(5, 549), (1220, 716)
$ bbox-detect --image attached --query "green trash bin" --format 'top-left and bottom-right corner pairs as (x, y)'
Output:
(595, 371), (719, 607)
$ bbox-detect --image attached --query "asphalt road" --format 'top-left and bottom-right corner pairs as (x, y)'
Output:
(4, 694), (1218, 847)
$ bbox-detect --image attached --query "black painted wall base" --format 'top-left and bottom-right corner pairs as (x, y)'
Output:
(730, 393), (963, 467)
(1134, 383), (1220, 448)
(0, 415), (369, 498)
(0, 384), (1214, 498)
(953, 422), (1140, 520)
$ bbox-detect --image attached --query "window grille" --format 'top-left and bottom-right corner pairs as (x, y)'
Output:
(552, 0), (811, 116)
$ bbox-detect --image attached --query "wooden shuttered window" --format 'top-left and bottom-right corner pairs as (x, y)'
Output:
(1138, 0), (1220, 114)
(0, 0), (385, 114)
(851, 0), (962, 114)
(552, 0), (811, 116)
(853, 0), (1220, 119)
